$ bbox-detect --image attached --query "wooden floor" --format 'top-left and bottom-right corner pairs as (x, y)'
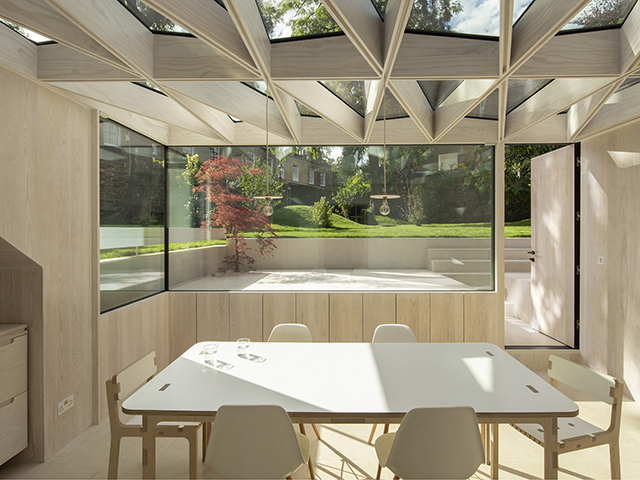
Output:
(1, 374), (639, 479)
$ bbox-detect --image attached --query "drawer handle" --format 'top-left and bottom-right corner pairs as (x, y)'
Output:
(0, 338), (15, 348)
(0, 397), (15, 410)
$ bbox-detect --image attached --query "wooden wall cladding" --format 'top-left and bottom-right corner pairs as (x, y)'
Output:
(397, 293), (430, 342)
(296, 293), (329, 342)
(330, 293), (363, 342)
(98, 294), (169, 421)
(176, 291), (500, 348)
(0, 66), (92, 461)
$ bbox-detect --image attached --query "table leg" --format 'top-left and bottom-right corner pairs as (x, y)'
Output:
(142, 415), (159, 479)
(491, 424), (499, 480)
(541, 417), (559, 480)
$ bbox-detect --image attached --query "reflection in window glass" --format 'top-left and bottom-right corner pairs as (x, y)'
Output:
(466, 89), (499, 120)
(320, 81), (366, 117)
(562, 0), (636, 31)
(167, 144), (494, 291)
(0, 18), (51, 43)
(377, 89), (409, 120)
(507, 79), (553, 114)
(117, 0), (189, 33)
(99, 119), (165, 312)
(406, 0), (500, 36)
(256, 0), (342, 39)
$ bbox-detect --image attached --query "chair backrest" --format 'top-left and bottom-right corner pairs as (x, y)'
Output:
(372, 324), (417, 343)
(268, 323), (313, 343)
(205, 404), (305, 479)
(106, 351), (157, 429)
(386, 406), (484, 480)
(548, 355), (617, 405)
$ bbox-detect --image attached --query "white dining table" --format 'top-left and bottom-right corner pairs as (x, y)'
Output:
(123, 341), (578, 479)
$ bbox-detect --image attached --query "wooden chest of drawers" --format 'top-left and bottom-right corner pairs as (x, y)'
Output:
(0, 324), (28, 466)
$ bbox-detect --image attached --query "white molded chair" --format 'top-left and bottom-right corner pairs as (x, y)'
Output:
(375, 406), (485, 480)
(368, 324), (417, 444)
(268, 323), (321, 440)
(205, 404), (312, 479)
(512, 355), (624, 479)
(106, 352), (201, 479)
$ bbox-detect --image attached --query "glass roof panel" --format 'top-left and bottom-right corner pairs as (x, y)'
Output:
(320, 81), (365, 117)
(256, 0), (342, 40)
(561, 0), (637, 31)
(296, 100), (321, 117)
(615, 77), (640, 92)
(406, 0), (501, 37)
(513, 0), (535, 24)
(418, 80), (463, 110)
(377, 89), (408, 120)
(466, 89), (499, 120)
(242, 81), (273, 98)
(0, 18), (51, 43)
(118, 0), (189, 33)
(507, 79), (553, 114)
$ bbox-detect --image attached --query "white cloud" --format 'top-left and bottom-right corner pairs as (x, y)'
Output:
(513, 0), (534, 23)
(451, 0), (500, 36)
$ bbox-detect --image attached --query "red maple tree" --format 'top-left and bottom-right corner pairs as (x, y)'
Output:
(193, 155), (277, 272)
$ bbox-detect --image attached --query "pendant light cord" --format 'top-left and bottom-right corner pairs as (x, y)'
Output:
(383, 93), (387, 194)
(265, 92), (269, 196)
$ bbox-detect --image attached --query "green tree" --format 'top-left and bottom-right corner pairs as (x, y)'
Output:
(571, 0), (634, 28)
(312, 197), (334, 227)
(334, 172), (371, 218)
(181, 153), (204, 227)
(373, 0), (463, 31)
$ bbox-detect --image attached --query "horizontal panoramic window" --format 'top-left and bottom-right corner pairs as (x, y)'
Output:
(99, 118), (166, 313)
(166, 144), (495, 292)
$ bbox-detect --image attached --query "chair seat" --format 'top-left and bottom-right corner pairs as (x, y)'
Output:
(295, 432), (310, 462)
(513, 417), (605, 446)
(374, 431), (396, 467)
(125, 415), (200, 429)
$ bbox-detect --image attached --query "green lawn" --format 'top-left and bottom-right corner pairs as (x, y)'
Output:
(99, 207), (531, 260)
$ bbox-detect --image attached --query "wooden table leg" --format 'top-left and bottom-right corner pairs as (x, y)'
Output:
(491, 424), (499, 480)
(142, 415), (159, 479)
(541, 417), (559, 480)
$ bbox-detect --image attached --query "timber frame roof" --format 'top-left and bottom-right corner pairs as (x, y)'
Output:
(1, 0), (640, 146)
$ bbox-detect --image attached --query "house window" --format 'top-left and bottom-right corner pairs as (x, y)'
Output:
(438, 152), (459, 171)
(308, 168), (315, 185)
(268, 158), (274, 173)
(320, 172), (326, 187)
(101, 122), (121, 147)
(277, 165), (284, 180)
(292, 164), (299, 182)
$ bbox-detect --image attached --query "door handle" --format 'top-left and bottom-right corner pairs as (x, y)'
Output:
(529, 258), (535, 262)
(527, 251), (535, 255)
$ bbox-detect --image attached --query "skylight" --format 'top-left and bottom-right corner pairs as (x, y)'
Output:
(296, 100), (321, 117)
(406, 0), (501, 37)
(507, 79), (553, 114)
(0, 18), (51, 44)
(418, 81), (463, 110)
(118, 0), (189, 33)
(377, 90), (409, 120)
(256, 0), (342, 40)
(466, 89), (499, 120)
(320, 81), (365, 117)
(615, 77), (640, 93)
(562, 0), (637, 31)
(513, 0), (535, 24)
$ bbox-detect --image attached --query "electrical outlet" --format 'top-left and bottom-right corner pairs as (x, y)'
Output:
(597, 256), (605, 265)
(57, 394), (74, 416)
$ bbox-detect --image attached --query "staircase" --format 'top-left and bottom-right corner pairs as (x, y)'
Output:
(428, 238), (491, 287)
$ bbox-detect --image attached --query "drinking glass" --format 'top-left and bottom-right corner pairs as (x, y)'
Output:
(237, 338), (250, 358)
(203, 343), (218, 366)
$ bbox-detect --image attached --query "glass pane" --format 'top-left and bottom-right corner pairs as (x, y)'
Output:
(418, 80), (463, 110)
(168, 144), (494, 291)
(406, 0), (500, 36)
(296, 100), (321, 117)
(507, 79), (553, 114)
(377, 89), (409, 120)
(513, 0), (535, 24)
(466, 89), (499, 120)
(100, 119), (165, 312)
(117, 0), (189, 33)
(256, 0), (342, 40)
(242, 81), (273, 98)
(0, 18), (51, 43)
(562, 0), (637, 31)
(320, 81), (366, 117)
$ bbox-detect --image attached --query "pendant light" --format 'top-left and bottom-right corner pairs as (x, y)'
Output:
(370, 91), (400, 216)
(253, 90), (282, 216)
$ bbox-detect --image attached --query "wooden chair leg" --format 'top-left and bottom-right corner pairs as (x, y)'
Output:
(107, 435), (121, 479)
(308, 456), (315, 479)
(483, 424), (491, 465)
(299, 423), (307, 435)
(311, 423), (321, 439)
(202, 422), (211, 462)
(188, 431), (198, 479)
(610, 439), (621, 479)
(383, 424), (389, 435)
(368, 424), (377, 444)
(376, 463), (382, 479)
